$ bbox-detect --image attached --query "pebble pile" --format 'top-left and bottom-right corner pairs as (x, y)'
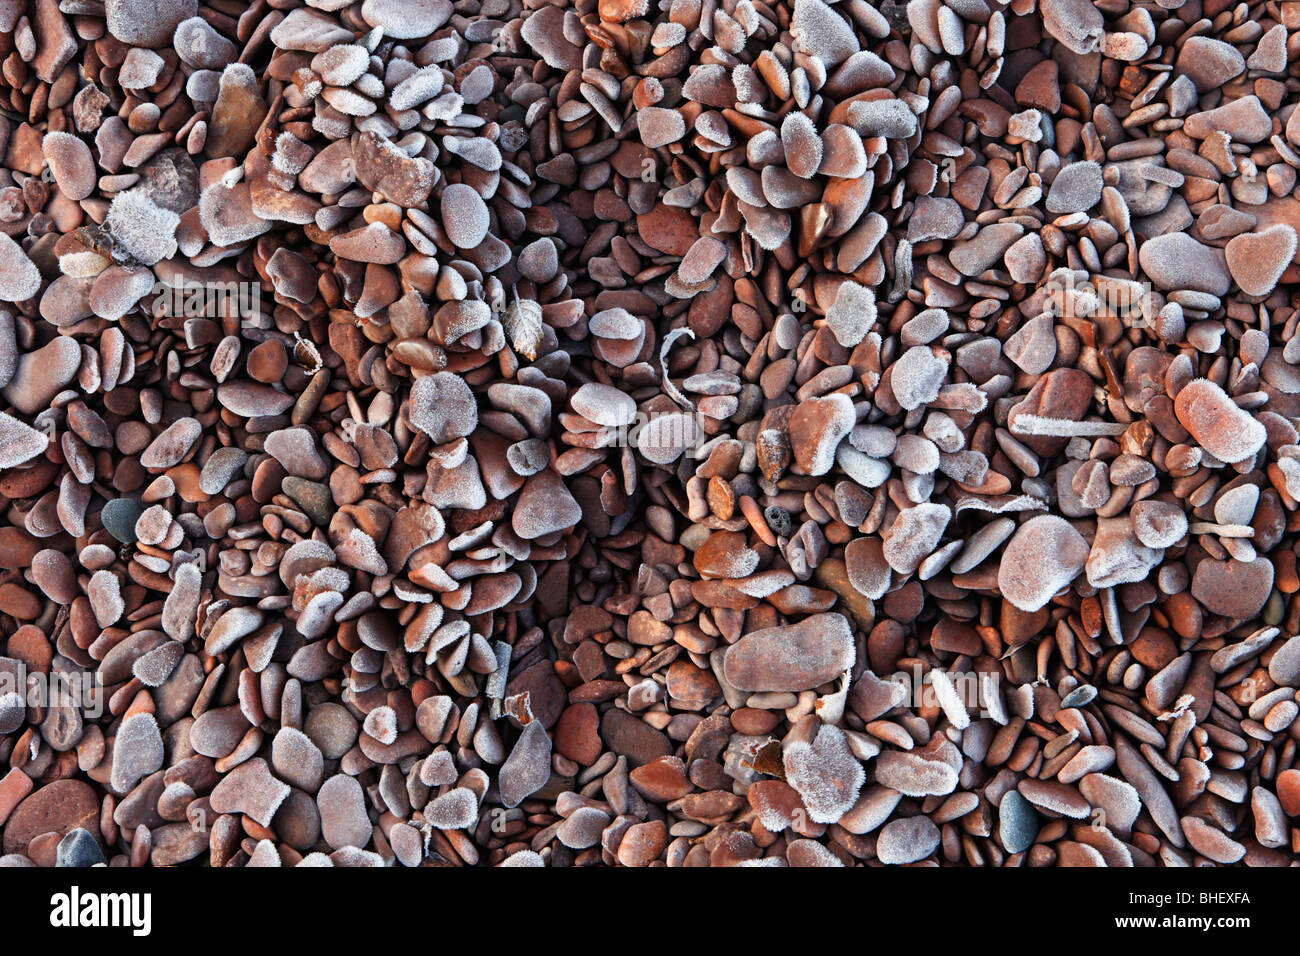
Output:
(0, 0), (1298, 868)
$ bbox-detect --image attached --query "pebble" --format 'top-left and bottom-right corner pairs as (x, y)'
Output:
(1225, 226), (1297, 297)
(1139, 234), (1232, 296)
(441, 184), (490, 249)
(55, 828), (105, 868)
(723, 613), (855, 692)
(209, 758), (290, 828)
(1045, 162), (1102, 214)
(1174, 378), (1267, 464)
(317, 775), (372, 849)
(877, 815), (941, 864)
(998, 516), (1089, 612)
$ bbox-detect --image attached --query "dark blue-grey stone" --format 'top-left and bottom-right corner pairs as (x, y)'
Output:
(56, 828), (106, 868)
(102, 497), (143, 543)
(999, 790), (1039, 855)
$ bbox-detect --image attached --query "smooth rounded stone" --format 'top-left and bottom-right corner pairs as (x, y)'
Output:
(678, 237), (727, 284)
(1183, 96), (1272, 143)
(317, 774), (373, 849)
(723, 612), (855, 692)
(847, 99), (916, 139)
(616, 820), (667, 867)
(1003, 313), (1056, 375)
(780, 112), (822, 179)
(90, 266), (156, 320)
(1226, 226), (1297, 298)
(361, 0), (453, 38)
(1267, 635), (1300, 686)
(783, 724), (864, 823)
(571, 383), (636, 427)
(330, 223), (405, 264)
(997, 790), (1039, 854)
(199, 447), (248, 495)
(1004, 233), (1046, 284)
(519, 4), (581, 71)
(1192, 557), (1274, 619)
(845, 537), (891, 600)
(876, 815), (941, 864)
(217, 381), (294, 418)
(788, 393), (855, 475)
(272, 727), (325, 791)
(426, 788), (479, 829)
(314, 44), (371, 88)
(1130, 499), (1188, 549)
(1264, 349), (1300, 394)
(906, 197), (962, 243)
(3, 337), (82, 415)
(110, 713), (164, 793)
(824, 281), (877, 348)
(133, 639), (185, 687)
(499, 720), (552, 808)
(209, 758), (291, 829)
(190, 706), (250, 758)
(174, 16), (237, 69)
(441, 184), (490, 249)
(139, 417), (201, 469)
(264, 427), (329, 480)
(362, 706), (397, 745)
(1276, 769), (1300, 815)
(1039, 0), (1102, 52)
(882, 503), (950, 575)
(55, 828), (105, 868)
(106, 0), (197, 47)
(516, 239), (559, 282)
(144, 823), (206, 866)
(784, 839), (843, 867)
(304, 703), (359, 759)
(555, 703), (601, 765)
(512, 468), (582, 540)
(0, 413), (49, 469)
(499, 850), (545, 867)
(1139, 233), (1231, 296)
(599, 709), (672, 767)
(873, 751), (959, 797)
(274, 789), (322, 852)
(31, 549), (76, 604)
(1046, 161), (1102, 214)
(890, 346), (949, 410)
(950, 222), (1024, 277)
(0, 234), (41, 303)
(1176, 36), (1245, 92)
(1173, 378), (1266, 464)
(352, 132), (435, 207)
(638, 107), (687, 149)
(791, 0), (860, 65)
(204, 606), (264, 656)
(42, 132), (95, 201)
(206, 63), (268, 160)
(1215, 485), (1260, 527)
(998, 515), (1090, 612)
(409, 372), (477, 443)
(1182, 816), (1245, 864)
(950, 517), (1016, 574)
(900, 309), (950, 348)
(87, 571), (124, 627)
(556, 806), (611, 849)
(1086, 516), (1163, 589)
